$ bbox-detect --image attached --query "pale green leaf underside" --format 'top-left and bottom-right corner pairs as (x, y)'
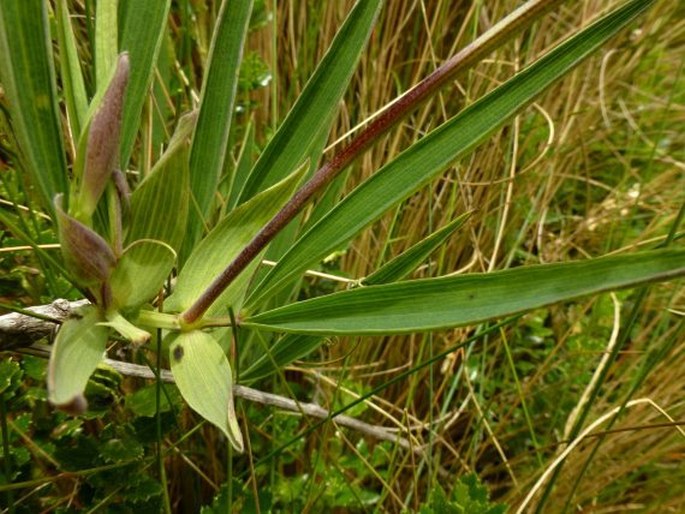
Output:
(167, 163), (307, 317)
(48, 305), (109, 405)
(110, 240), (176, 310)
(127, 112), (193, 252)
(246, 0), (656, 309)
(245, 249), (685, 335)
(168, 331), (243, 452)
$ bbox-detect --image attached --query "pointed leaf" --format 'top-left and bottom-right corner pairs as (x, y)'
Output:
(187, 0), (253, 228)
(237, 0), (383, 202)
(245, 249), (685, 335)
(48, 305), (109, 411)
(94, 0), (118, 87)
(127, 111), (194, 252)
(99, 310), (150, 346)
(364, 212), (471, 285)
(243, 213), (471, 380)
(167, 163), (306, 317)
(246, 0), (657, 308)
(119, 0), (171, 167)
(55, 0), (88, 138)
(169, 331), (243, 452)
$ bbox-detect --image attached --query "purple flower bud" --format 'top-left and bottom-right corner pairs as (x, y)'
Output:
(56, 195), (116, 288)
(79, 53), (130, 218)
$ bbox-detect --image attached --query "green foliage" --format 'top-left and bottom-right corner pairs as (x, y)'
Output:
(420, 474), (506, 514)
(1, 0), (682, 511)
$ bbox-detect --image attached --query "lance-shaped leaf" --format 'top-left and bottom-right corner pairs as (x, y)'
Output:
(236, 0), (383, 202)
(245, 0), (657, 309)
(363, 212), (471, 285)
(169, 331), (243, 452)
(244, 249), (685, 335)
(167, 162), (307, 318)
(55, 0), (88, 139)
(110, 239), (176, 311)
(127, 111), (194, 252)
(55, 195), (116, 289)
(186, 0), (253, 235)
(0, 0), (68, 217)
(243, 212), (471, 381)
(119, 0), (171, 168)
(48, 305), (109, 413)
(75, 53), (130, 221)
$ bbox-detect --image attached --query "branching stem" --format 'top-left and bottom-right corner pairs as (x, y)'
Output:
(181, 0), (564, 324)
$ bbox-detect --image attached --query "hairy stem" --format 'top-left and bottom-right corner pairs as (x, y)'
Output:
(181, 0), (565, 324)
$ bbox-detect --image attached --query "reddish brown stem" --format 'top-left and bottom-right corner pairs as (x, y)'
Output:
(181, 0), (563, 324)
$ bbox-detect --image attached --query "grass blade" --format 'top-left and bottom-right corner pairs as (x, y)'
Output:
(246, 0), (656, 309)
(245, 248), (685, 335)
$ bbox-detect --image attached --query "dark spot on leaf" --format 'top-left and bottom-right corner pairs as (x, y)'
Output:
(173, 345), (184, 362)
(468, 293), (476, 300)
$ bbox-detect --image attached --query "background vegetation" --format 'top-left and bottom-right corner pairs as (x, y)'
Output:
(0, 0), (683, 512)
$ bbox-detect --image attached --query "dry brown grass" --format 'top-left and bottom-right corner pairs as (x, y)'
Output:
(242, 0), (685, 511)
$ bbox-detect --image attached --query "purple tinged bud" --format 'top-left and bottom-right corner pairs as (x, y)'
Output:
(56, 195), (116, 288)
(79, 52), (130, 218)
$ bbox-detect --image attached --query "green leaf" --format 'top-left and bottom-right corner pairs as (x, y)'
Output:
(47, 305), (109, 411)
(0, 0), (69, 216)
(363, 212), (471, 285)
(167, 162), (307, 318)
(94, 0), (118, 88)
(168, 331), (243, 452)
(126, 383), (183, 417)
(119, 0), (171, 167)
(236, 0), (383, 202)
(55, 0), (88, 139)
(187, 0), (253, 232)
(127, 111), (193, 252)
(241, 333), (321, 383)
(246, 0), (656, 308)
(242, 214), (470, 381)
(110, 239), (176, 310)
(245, 249), (685, 335)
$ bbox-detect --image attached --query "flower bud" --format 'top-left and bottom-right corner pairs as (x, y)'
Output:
(56, 195), (116, 288)
(78, 52), (130, 219)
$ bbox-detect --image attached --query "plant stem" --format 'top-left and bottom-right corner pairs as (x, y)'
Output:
(181, 0), (565, 324)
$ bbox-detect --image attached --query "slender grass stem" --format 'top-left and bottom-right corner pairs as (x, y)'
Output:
(0, 392), (15, 514)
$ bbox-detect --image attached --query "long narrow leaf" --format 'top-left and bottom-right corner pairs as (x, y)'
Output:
(245, 0), (656, 309)
(0, 1), (69, 216)
(245, 248), (685, 335)
(118, 0), (171, 167)
(236, 0), (383, 203)
(187, 0), (253, 234)
(55, 0), (88, 139)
